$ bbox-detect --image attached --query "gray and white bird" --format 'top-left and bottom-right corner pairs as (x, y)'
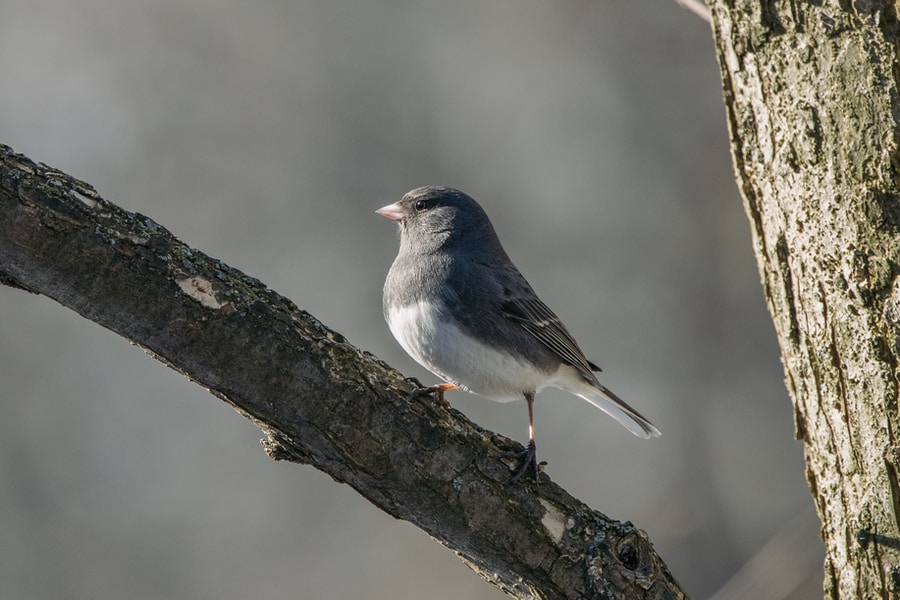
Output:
(377, 186), (660, 480)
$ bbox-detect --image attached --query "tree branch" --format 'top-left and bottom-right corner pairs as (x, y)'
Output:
(673, 0), (711, 23)
(0, 144), (686, 600)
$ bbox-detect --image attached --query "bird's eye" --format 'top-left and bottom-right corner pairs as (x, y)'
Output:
(414, 199), (428, 211)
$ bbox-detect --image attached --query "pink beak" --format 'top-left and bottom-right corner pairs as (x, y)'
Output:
(375, 202), (404, 221)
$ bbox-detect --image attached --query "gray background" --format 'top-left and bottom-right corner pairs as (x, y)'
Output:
(0, 2), (822, 599)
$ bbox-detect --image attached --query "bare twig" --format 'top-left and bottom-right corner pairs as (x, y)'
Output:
(674, 0), (711, 22)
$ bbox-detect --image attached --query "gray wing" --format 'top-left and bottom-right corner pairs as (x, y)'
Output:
(500, 291), (600, 379)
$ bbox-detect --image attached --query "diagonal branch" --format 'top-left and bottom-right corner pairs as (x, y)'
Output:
(0, 144), (686, 600)
(673, 0), (711, 22)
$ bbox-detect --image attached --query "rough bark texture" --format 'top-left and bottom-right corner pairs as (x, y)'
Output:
(709, 2), (900, 598)
(0, 145), (686, 600)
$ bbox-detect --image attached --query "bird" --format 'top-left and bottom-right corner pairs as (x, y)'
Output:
(377, 186), (660, 482)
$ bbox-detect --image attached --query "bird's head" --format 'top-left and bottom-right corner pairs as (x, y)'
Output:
(376, 186), (502, 256)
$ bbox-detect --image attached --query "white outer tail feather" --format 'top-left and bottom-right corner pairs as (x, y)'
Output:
(575, 384), (661, 439)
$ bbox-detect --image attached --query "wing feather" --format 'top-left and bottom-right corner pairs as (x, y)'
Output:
(501, 295), (597, 378)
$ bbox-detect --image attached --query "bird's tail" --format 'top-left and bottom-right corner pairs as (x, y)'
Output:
(574, 382), (661, 439)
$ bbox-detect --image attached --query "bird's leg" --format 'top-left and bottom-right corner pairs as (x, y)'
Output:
(510, 392), (544, 483)
(405, 377), (457, 408)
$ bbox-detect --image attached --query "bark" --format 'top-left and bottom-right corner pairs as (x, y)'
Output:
(0, 144), (686, 600)
(709, 2), (900, 598)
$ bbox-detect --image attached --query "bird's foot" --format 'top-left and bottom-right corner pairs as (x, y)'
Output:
(507, 440), (546, 484)
(405, 378), (457, 409)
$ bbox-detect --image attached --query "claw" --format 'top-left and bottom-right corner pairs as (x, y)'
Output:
(408, 382), (457, 408)
(507, 440), (544, 484)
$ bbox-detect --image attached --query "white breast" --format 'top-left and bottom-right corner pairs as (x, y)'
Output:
(386, 300), (551, 402)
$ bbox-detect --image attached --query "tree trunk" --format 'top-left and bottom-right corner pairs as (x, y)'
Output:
(709, 2), (900, 597)
(0, 144), (686, 600)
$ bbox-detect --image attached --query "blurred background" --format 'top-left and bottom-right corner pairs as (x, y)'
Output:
(0, 1), (822, 598)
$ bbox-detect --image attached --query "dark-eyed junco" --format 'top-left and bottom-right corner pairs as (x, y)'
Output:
(377, 186), (660, 481)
